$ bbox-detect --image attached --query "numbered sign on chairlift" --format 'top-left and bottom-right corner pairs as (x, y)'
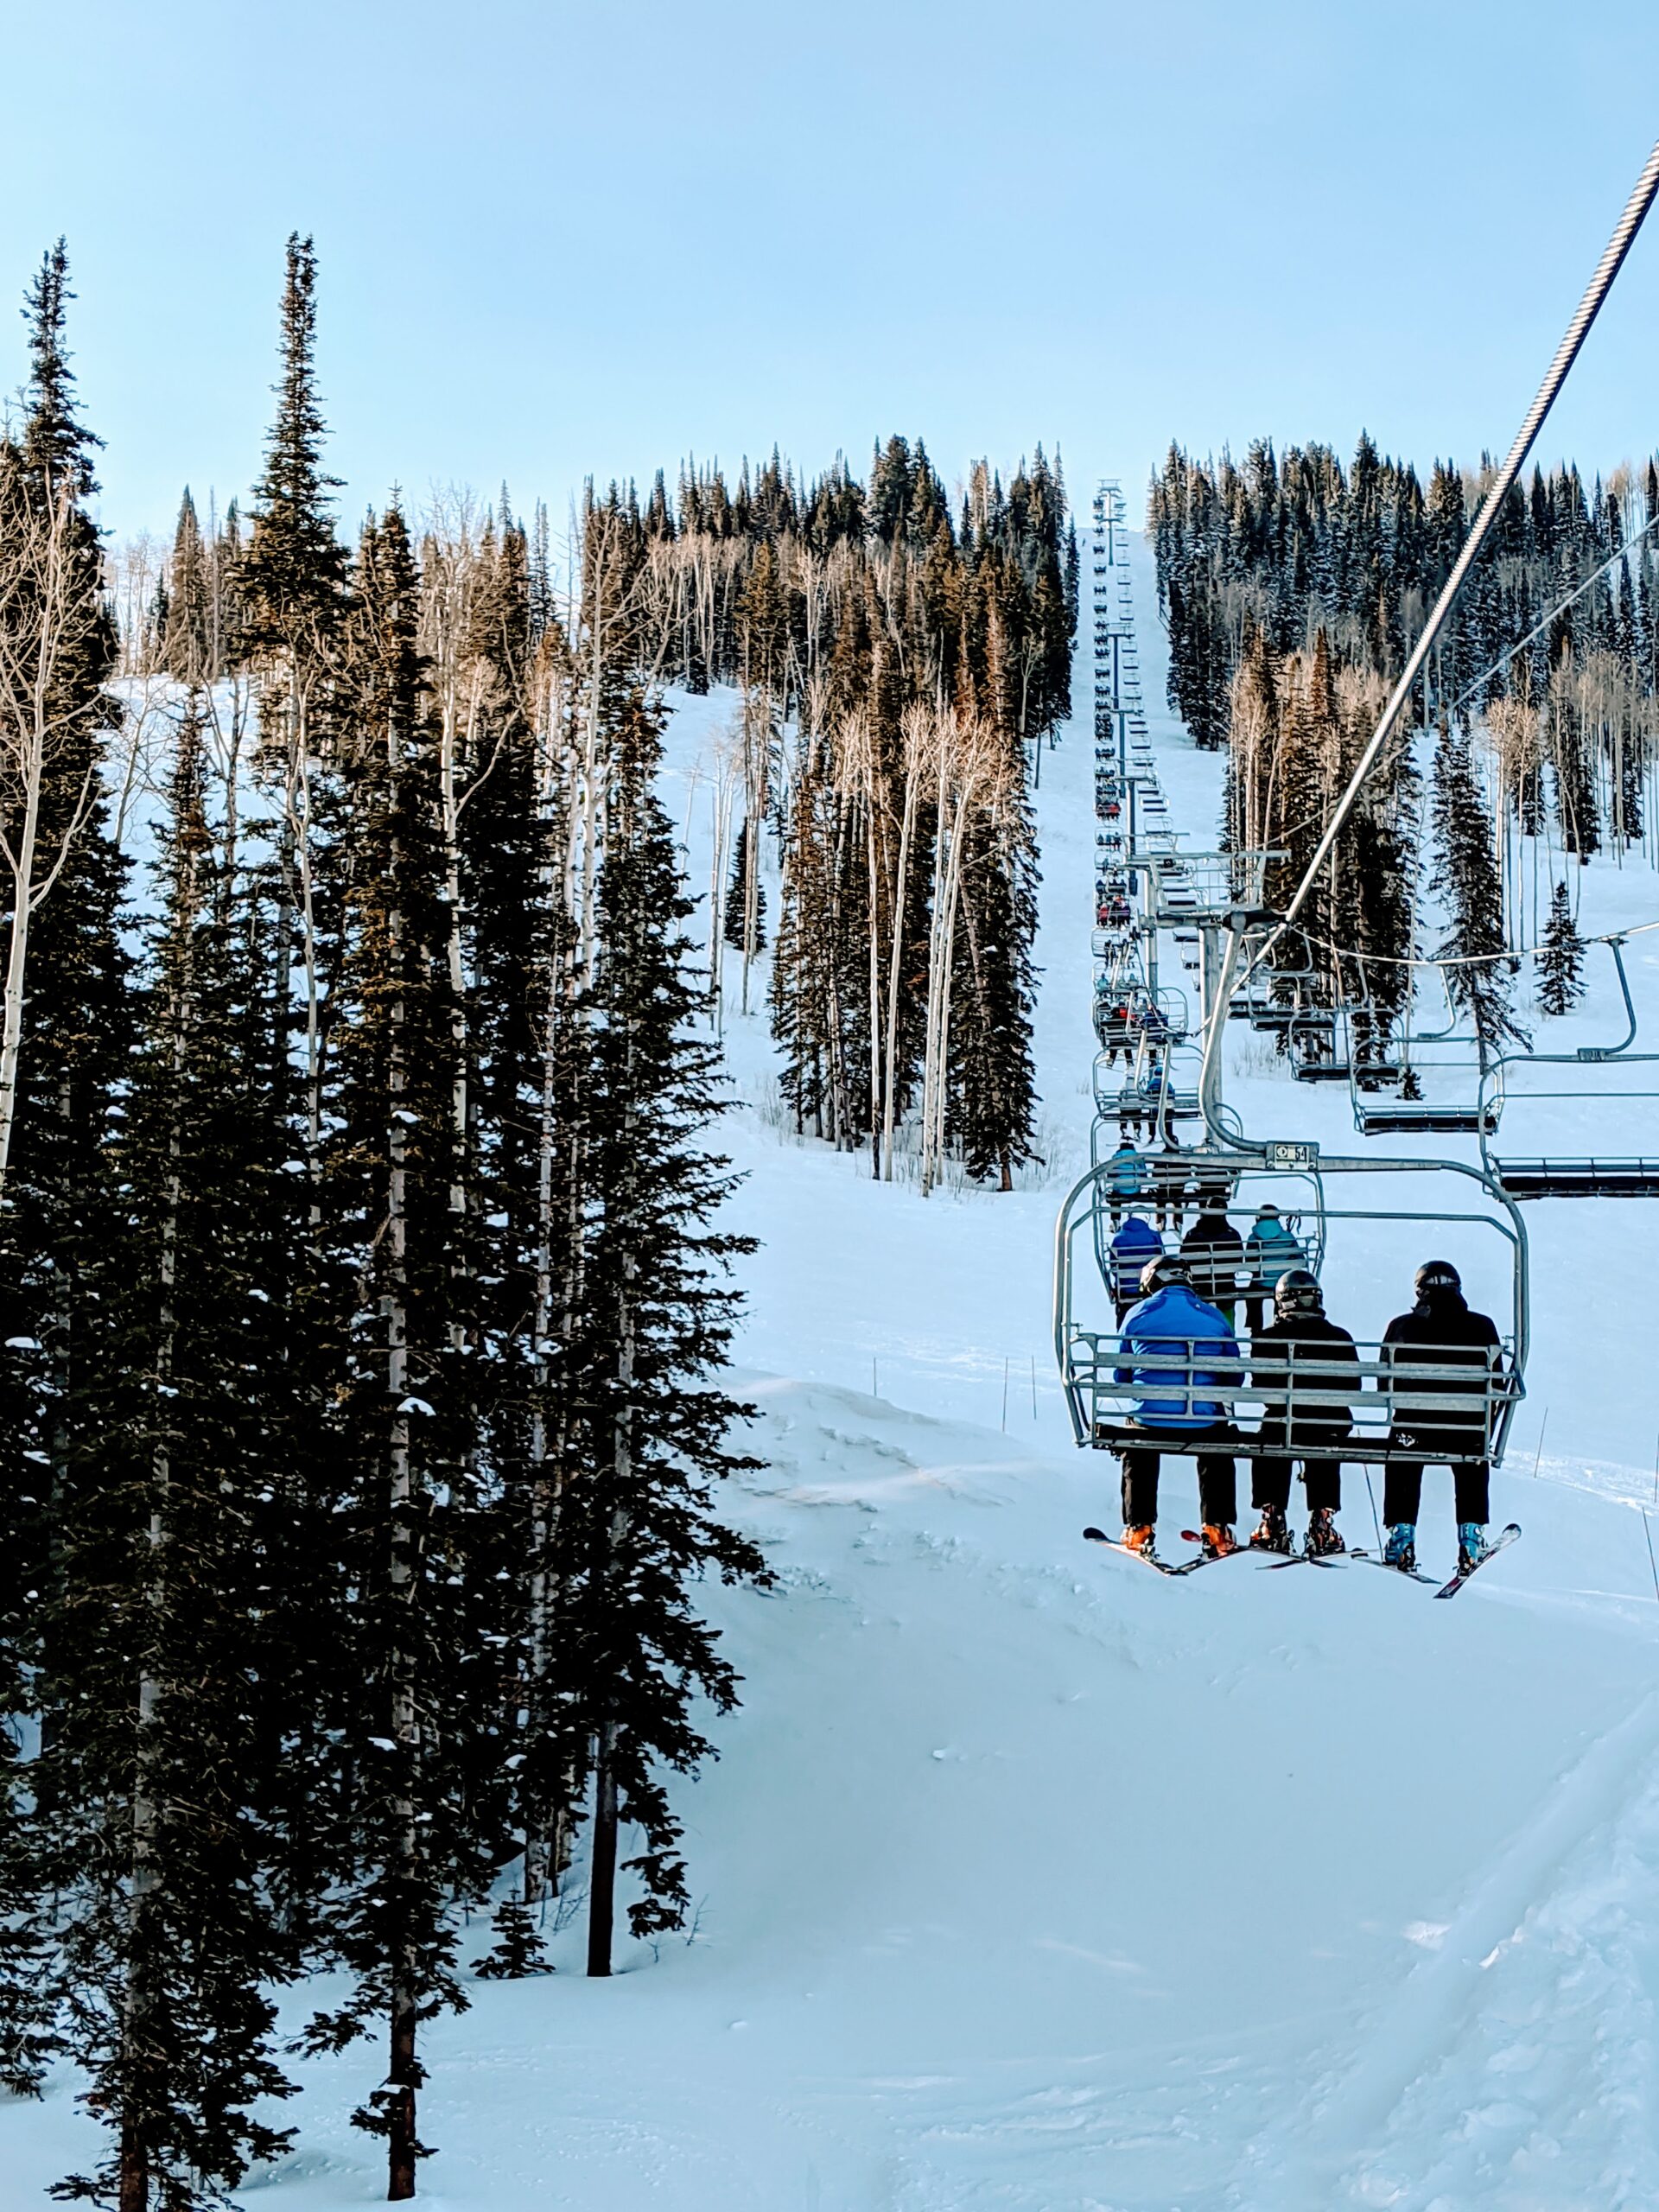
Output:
(1264, 1141), (1319, 1170)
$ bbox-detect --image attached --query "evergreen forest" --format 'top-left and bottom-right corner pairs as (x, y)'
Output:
(0, 235), (1074, 2209)
(1149, 437), (1659, 1041)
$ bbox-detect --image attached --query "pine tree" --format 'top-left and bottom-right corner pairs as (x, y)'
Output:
(561, 677), (768, 1978)
(237, 235), (347, 678)
(295, 505), (508, 2202)
(238, 232), (350, 1204)
(0, 245), (134, 1925)
(161, 489), (213, 681)
(1537, 880), (1586, 1015)
(948, 792), (1041, 1189)
(41, 695), (300, 2211)
(1431, 716), (1526, 1052)
(723, 817), (766, 950)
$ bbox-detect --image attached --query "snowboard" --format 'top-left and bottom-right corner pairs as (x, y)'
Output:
(1433, 1522), (1522, 1600)
(1082, 1526), (1205, 1576)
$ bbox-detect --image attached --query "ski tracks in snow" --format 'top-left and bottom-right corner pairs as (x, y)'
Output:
(1230, 1688), (1659, 2209)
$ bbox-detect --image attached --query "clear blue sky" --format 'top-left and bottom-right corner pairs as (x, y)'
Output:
(7, 0), (1659, 543)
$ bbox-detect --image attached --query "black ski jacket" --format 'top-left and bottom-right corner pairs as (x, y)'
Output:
(1179, 1212), (1243, 1301)
(1379, 1291), (1501, 1440)
(1250, 1312), (1358, 1442)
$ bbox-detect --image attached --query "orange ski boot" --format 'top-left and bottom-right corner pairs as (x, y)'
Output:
(1200, 1522), (1238, 1559)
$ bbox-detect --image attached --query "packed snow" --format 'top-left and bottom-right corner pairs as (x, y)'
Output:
(10, 530), (1659, 2209)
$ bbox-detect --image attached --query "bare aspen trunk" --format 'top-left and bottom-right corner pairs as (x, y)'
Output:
(0, 482), (105, 1198)
(918, 740), (951, 1195)
(823, 789), (851, 1146)
(880, 759), (920, 1181)
(289, 726), (326, 1205)
(438, 677), (472, 1231)
(380, 677), (423, 2202)
(866, 799), (882, 1177)
(0, 770), (41, 1192)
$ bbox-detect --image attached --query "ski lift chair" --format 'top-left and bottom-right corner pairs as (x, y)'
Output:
(1056, 1152), (1526, 1470)
(1352, 1097), (1500, 1135)
(1480, 940), (1659, 1196)
(1347, 1025), (1497, 1135)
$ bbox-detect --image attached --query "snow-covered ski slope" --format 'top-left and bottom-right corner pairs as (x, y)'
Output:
(12, 537), (1659, 2209)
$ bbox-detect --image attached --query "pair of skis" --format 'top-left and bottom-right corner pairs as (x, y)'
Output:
(1351, 1522), (1522, 1600)
(1084, 1522), (1522, 1599)
(1080, 1527), (1336, 1575)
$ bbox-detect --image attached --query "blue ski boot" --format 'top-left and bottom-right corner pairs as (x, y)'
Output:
(1383, 1522), (1417, 1573)
(1457, 1522), (1489, 1575)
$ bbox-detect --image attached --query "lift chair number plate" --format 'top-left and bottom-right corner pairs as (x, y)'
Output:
(1264, 1141), (1319, 1169)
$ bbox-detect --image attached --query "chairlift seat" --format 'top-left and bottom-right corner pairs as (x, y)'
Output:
(1066, 1338), (1514, 1465)
(1492, 1157), (1659, 1198)
(1354, 1101), (1500, 1136)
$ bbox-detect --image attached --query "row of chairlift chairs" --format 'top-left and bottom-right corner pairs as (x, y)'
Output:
(1065, 163), (1659, 1512)
(1059, 721), (1580, 1496)
(1233, 938), (1659, 1193)
(1091, 737), (1204, 1142)
(1066, 872), (1659, 1494)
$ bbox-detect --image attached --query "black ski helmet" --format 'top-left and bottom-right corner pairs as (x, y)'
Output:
(1139, 1253), (1192, 1295)
(1415, 1259), (1461, 1297)
(1273, 1267), (1323, 1316)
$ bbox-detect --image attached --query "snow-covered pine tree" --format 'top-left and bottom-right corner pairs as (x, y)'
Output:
(161, 489), (213, 682)
(1537, 880), (1586, 1015)
(446, 508), (569, 1971)
(0, 245), (134, 1858)
(723, 816), (767, 951)
(236, 232), (349, 1195)
(561, 671), (767, 1979)
(223, 235), (357, 1952)
(42, 693), (301, 2212)
(297, 503), (511, 2202)
(1431, 715), (1526, 1052)
(947, 773), (1041, 1189)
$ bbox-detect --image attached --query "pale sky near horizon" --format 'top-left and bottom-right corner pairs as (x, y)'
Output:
(7, 1), (1659, 547)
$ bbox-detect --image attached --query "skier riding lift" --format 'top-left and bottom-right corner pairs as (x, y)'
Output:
(1242, 1202), (1302, 1334)
(1379, 1261), (1503, 1575)
(1115, 1254), (1239, 1560)
(1179, 1192), (1245, 1325)
(1108, 1209), (1162, 1324)
(1248, 1268), (1357, 1557)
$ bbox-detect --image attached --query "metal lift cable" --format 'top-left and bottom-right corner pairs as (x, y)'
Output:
(1199, 136), (1659, 1147)
(1447, 512), (1659, 719)
(1268, 136), (1659, 954)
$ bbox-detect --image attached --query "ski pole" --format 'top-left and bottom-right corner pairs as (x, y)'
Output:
(1643, 1510), (1659, 1606)
(1531, 1408), (1548, 1480)
(1364, 1471), (1383, 1555)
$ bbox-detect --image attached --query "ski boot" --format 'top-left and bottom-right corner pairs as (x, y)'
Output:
(1121, 1523), (1156, 1556)
(1382, 1522), (1417, 1573)
(1305, 1506), (1346, 1557)
(1457, 1522), (1489, 1575)
(1200, 1522), (1238, 1559)
(1249, 1506), (1289, 1554)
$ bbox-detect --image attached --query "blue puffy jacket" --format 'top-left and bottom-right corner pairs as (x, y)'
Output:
(1109, 1215), (1162, 1302)
(1107, 1144), (1146, 1197)
(1243, 1211), (1302, 1288)
(1115, 1284), (1241, 1427)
